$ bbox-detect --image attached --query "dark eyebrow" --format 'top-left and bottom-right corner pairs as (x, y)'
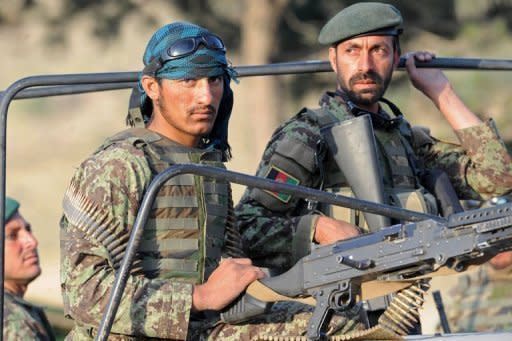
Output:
(344, 42), (362, 49)
(344, 37), (393, 49)
(372, 41), (392, 49)
(5, 225), (20, 234)
(373, 38), (394, 49)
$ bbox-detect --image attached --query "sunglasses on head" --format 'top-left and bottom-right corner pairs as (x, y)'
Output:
(143, 33), (226, 75)
(166, 33), (225, 60)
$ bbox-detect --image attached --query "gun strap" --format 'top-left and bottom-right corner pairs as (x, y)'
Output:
(361, 281), (413, 301)
(246, 280), (316, 306)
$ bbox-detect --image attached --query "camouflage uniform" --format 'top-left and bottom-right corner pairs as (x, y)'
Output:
(3, 291), (55, 340)
(443, 264), (512, 332)
(235, 91), (512, 270)
(60, 127), (365, 340)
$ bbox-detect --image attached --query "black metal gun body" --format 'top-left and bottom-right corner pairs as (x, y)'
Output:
(225, 202), (512, 340)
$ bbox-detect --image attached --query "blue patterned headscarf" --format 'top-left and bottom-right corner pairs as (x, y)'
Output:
(129, 21), (236, 160)
(141, 21), (236, 81)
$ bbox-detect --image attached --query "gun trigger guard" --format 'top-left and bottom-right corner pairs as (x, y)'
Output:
(331, 281), (358, 310)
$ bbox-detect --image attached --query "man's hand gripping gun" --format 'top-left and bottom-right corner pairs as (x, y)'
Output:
(221, 202), (512, 339)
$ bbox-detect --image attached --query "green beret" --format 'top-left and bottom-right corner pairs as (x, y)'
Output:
(5, 197), (19, 222)
(318, 2), (403, 45)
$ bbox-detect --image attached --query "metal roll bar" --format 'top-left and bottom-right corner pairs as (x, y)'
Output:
(2, 57), (512, 100)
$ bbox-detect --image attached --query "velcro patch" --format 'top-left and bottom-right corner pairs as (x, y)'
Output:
(264, 165), (300, 203)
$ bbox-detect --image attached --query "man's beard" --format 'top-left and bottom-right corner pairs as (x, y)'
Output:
(340, 69), (392, 106)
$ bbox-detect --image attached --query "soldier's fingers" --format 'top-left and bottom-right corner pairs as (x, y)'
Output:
(403, 52), (414, 60)
(404, 51), (436, 63)
(404, 53), (416, 68)
(240, 267), (266, 284)
(254, 267), (266, 279)
(415, 51), (436, 62)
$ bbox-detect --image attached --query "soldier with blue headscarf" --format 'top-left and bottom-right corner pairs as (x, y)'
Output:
(60, 21), (367, 340)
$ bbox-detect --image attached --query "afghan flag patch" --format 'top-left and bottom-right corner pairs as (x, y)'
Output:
(264, 165), (300, 203)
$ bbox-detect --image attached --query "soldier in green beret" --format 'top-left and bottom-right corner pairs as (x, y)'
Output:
(3, 197), (55, 340)
(236, 1), (512, 334)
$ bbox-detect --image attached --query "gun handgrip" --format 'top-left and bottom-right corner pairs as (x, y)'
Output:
(220, 292), (271, 324)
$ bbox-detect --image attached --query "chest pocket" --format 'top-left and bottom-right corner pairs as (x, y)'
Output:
(375, 129), (416, 188)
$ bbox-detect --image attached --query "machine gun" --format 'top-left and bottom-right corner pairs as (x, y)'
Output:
(221, 201), (512, 340)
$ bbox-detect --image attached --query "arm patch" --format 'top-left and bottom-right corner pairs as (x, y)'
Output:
(263, 165), (300, 203)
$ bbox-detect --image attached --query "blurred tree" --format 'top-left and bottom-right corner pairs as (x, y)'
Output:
(0, 0), (34, 24)
(238, 0), (289, 151)
(487, 0), (512, 30)
(1, 0), (506, 61)
(0, 0), (506, 152)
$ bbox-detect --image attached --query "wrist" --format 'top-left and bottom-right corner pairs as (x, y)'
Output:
(313, 215), (329, 244)
(425, 81), (451, 107)
(191, 284), (207, 312)
(436, 84), (481, 129)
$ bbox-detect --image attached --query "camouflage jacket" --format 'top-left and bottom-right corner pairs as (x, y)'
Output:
(60, 129), (218, 340)
(444, 263), (512, 332)
(235, 91), (512, 270)
(3, 291), (55, 340)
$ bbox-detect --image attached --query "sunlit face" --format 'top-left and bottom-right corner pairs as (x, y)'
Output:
(4, 212), (41, 287)
(329, 35), (398, 110)
(145, 75), (224, 147)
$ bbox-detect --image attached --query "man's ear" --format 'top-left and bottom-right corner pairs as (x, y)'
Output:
(393, 49), (400, 70)
(141, 75), (160, 100)
(328, 46), (338, 74)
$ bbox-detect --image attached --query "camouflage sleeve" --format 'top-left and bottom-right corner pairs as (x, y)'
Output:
(414, 119), (512, 200)
(60, 142), (192, 339)
(235, 112), (322, 270)
(3, 299), (45, 340)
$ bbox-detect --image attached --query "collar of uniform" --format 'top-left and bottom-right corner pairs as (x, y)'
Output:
(4, 290), (45, 310)
(148, 130), (223, 162)
(321, 90), (403, 130)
